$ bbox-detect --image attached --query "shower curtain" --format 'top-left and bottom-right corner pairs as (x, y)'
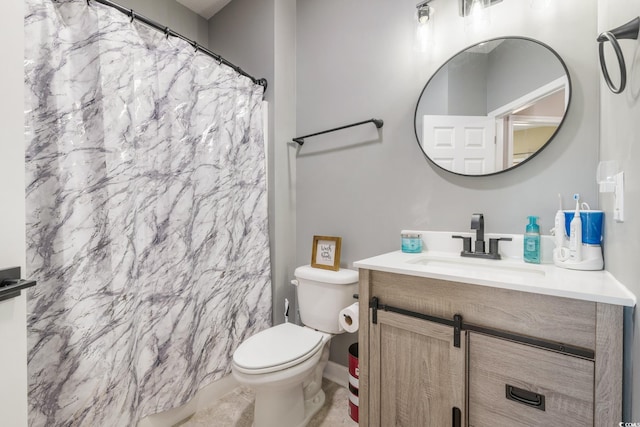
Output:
(24, 1), (272, 425)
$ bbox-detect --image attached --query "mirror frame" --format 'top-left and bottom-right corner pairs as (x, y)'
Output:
(414, 36), (572, 177)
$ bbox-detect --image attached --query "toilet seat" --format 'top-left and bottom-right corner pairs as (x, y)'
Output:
(233, 323), (325, 375)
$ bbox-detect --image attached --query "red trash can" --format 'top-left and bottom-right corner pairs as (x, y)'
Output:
(348, 343), (359, 422)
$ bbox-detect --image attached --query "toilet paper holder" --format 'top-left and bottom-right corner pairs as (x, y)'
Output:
(339, 301), (360, 333)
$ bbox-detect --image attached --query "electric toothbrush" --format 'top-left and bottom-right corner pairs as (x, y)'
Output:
(569, 193), (582, 262)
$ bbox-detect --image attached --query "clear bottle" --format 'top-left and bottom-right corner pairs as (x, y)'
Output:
(523, 216), (541, 264)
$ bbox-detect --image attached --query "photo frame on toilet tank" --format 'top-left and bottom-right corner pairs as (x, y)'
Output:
(311, 235), (342, 271)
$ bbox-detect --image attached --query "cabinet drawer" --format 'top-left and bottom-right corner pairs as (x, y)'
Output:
(468, 333), (593, 427)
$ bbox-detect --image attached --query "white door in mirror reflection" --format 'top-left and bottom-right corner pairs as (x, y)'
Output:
(423, 115), (496, 175)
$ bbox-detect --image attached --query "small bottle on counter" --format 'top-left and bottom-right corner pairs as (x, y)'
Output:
(401, 233), (422, 253)
(523, 216), (541, 264)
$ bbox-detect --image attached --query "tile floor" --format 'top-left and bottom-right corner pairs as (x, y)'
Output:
(177, 379), (358, 427)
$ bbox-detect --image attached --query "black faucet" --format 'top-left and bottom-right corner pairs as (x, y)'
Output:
(471, 213), (485, 254)
(452, 213), (512, 260)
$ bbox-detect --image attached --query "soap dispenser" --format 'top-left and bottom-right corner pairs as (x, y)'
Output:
(523, 216), (541, 264)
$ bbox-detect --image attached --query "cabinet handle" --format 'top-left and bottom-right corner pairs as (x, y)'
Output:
(452, 407), (461, 427)
(505, 384), (546, 411)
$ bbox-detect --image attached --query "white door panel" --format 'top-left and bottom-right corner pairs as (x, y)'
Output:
(423, 115), (496, 175)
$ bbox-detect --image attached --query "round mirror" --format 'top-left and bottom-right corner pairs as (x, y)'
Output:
(414, 37), (571, 176)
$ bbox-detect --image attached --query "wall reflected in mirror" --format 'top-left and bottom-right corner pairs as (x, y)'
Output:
(414, 37), (571, 176)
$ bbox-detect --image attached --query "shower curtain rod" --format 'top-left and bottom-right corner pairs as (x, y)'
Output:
(88, 0), (268, 93)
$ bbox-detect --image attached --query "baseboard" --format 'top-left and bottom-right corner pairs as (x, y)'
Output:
(137, 375), (239, 427)
(323, 360), (348, 388)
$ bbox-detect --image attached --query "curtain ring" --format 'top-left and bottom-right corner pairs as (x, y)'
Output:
(598, 31), (627, 94)
(164, 26), (170, 39)
(193, 41), (199, 52)
(130, 9), (135, 23)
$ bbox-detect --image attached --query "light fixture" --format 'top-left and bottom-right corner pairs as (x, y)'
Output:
(415, 0), (435, 52)
(416, 0), (433, 24)
(458, 0), (501, 17)
(460, 0), (493, 30)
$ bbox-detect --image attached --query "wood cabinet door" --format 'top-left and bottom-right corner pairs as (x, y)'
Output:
(369, 310), (466, 427)
(468, 332), (594, 427)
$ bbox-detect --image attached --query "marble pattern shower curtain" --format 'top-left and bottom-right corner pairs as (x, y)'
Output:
(24, 1), (272, 425)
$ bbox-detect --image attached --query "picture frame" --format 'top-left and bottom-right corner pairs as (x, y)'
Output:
(311, 235), (342, 271)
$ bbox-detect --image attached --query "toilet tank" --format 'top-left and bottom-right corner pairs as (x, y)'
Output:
(294, 265), (359, 334)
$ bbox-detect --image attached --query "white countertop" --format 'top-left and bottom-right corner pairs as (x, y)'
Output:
(353, 232), (636, 307)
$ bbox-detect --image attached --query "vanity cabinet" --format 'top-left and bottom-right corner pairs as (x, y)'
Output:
(357, 269), (623, 427)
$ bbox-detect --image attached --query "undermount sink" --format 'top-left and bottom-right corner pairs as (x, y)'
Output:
(406, 254), (546, 280)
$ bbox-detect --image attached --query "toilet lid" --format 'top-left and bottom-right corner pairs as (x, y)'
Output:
(233, 323), (324, 373)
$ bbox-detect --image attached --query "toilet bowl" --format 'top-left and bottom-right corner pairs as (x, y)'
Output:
(231, 265), (359, 427)
(232, 323), (331, 427)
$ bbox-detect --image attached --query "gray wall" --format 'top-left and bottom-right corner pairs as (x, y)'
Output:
(0, 2), (26, 425)
(296, 0), (600, 366)
(487, 39), (566, 112)
(208, 0), (274, 88)
(209, 0), (298, 327)
(597, 0), (640, 419)
(419, 64), (449, 115)
(414, 64), (449, 139)
(448, 53), (488, 116)
(419, 40), (566, 118)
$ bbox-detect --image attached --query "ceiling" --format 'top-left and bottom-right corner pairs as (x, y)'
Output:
(176, 0), (233, 19)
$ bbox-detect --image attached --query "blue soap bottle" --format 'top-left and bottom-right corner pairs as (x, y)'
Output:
(523, 216), (541, 264)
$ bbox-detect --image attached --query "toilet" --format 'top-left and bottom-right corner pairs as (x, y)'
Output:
(232, 265), (359, 427)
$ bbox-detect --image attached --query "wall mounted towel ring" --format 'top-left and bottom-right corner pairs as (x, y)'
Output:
(597, 17), (639, 94)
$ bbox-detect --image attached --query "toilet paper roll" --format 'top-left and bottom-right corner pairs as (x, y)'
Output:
(339, 302), (359, 333)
